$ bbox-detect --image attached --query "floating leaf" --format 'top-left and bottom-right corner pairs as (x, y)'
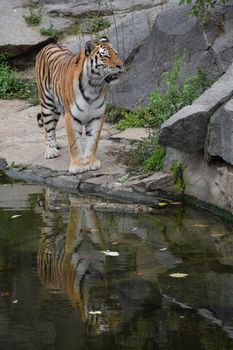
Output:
(88, 310), (102, 315)
(132, 227), (138, 232)
(102, 250), (119, 257)
(11, 215), (22, 219)
(158, 202), (167, 207)
(170, 201), (183, 205)
(159, 248), (167, 251)
(210, 233), (225, 238)
(169, 273), (188, 278)
(112, 241), (119, 245)
(192, 224), (209, 228)
(136, 272), (144, 277)
(12, 300), (18, 304)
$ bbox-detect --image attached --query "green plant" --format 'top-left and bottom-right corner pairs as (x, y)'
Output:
(105, 104), (127, 124)
(24, 10), (42, 25)
(180, 0), (231, 28)
(124, 136), (166, 173)
(40, 25), (60, 39)
(143, 145), (166, 172)
(170, 160), (185, 192)
(0, 54), (36, 100)
(87, 14), (111, 33)
(64, 22), (81, 36)
(117, 52), (214, 131)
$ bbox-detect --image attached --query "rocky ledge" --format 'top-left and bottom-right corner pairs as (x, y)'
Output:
(0, 100), (179, 209)
(158, 59), (233, 217)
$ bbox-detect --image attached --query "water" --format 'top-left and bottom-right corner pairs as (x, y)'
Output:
(0, 178), (233, 350)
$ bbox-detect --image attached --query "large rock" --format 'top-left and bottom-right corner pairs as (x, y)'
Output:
(207, 99), (233, 165)
(164, 147), (233, 215)
(158, 62), (233, 152)
(0, 0), (50, 57)
(64, 0), (166, 63)
(111, 1), (233, 108)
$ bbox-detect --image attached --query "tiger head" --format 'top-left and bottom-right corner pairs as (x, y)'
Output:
(85, 36), (123, 85)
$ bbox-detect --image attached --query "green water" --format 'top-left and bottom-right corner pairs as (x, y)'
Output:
(0, 180), (233, 350)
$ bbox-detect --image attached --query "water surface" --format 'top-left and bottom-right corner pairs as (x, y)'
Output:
(0, 179), (233, 350)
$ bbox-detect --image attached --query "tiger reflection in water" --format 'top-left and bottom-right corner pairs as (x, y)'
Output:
(38, 188), (122, 335)
(37, 188), (159, 336)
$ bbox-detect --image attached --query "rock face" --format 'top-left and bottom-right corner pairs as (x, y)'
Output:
(0, 0), (50, 57)
(158, 61), (233, 152)
(164, 148), (233, 215)
(157, 44), (233, 214)
(111, 1), (233, 108)
(207, 99), (233, 165)
(64, 0), (166, 63)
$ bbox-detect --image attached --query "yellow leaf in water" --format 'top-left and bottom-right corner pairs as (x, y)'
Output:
(88, 310), (102, 315)
(136, 272), (144, 277)
(11, 215), (22, 219)
(102, 250), (119, 257)
(210, 233), (225, 238)
(169, 273), (188, 278)
(158, 202), (167, 207)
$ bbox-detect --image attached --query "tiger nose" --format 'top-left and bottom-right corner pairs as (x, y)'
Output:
(116, 64), (123, 72)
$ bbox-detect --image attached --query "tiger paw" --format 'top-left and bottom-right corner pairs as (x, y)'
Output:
(89, 158), (101, 171)
(45, 145), (60, 159)
(69, 161), (88, 174)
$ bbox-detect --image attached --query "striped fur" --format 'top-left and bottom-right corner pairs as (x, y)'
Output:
(35, 37), (123, 173)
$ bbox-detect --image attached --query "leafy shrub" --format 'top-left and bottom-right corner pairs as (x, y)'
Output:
(40, 25), (60, 39)
(180, 0), (231, 28)
(124, 136), (166, 173)
(105, 104), (128, 124)
(117, 52), (214, 173)
(117, 53), (214, 130)
(87, 15), (111, 33)
(0, 55), (36, 100)
(24, 10), (42, 26)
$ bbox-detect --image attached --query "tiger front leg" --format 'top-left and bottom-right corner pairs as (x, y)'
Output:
(65, 112), (86, 174)
(82, 116), (104, 171)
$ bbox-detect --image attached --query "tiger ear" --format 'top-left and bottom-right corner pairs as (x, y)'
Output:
(99, 36), (109, 43)
(85, 41), (95, 56)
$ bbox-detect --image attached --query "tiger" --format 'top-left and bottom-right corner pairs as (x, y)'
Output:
(35, 36), (123, 174)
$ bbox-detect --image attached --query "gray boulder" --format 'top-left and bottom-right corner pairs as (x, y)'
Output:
(0, 0), (50, 57)
(111, 1), (233, 108)
(164, 147), (233, 215)
(158, 62), (233, 152)
(64, 0), (166, 63)
(207, 99), (233, 165)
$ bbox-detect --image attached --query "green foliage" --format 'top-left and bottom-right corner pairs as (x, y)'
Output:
(117, 53), (214, 131)
(40, 25), (60, 39)
(87, 14), (111, 33)
(170, 160), (185, 192)
(125, 136), (166, 173)
(105, 104), (127, 124)
(179, 0), (231, 28)
(24, 10), (42, 26)
(117, 52), (214, 174)
(64, 22), (81, 36)
(0, 55), (36, 100)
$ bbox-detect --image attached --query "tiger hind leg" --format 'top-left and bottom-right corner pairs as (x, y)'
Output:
(40, 107), (61, 159)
